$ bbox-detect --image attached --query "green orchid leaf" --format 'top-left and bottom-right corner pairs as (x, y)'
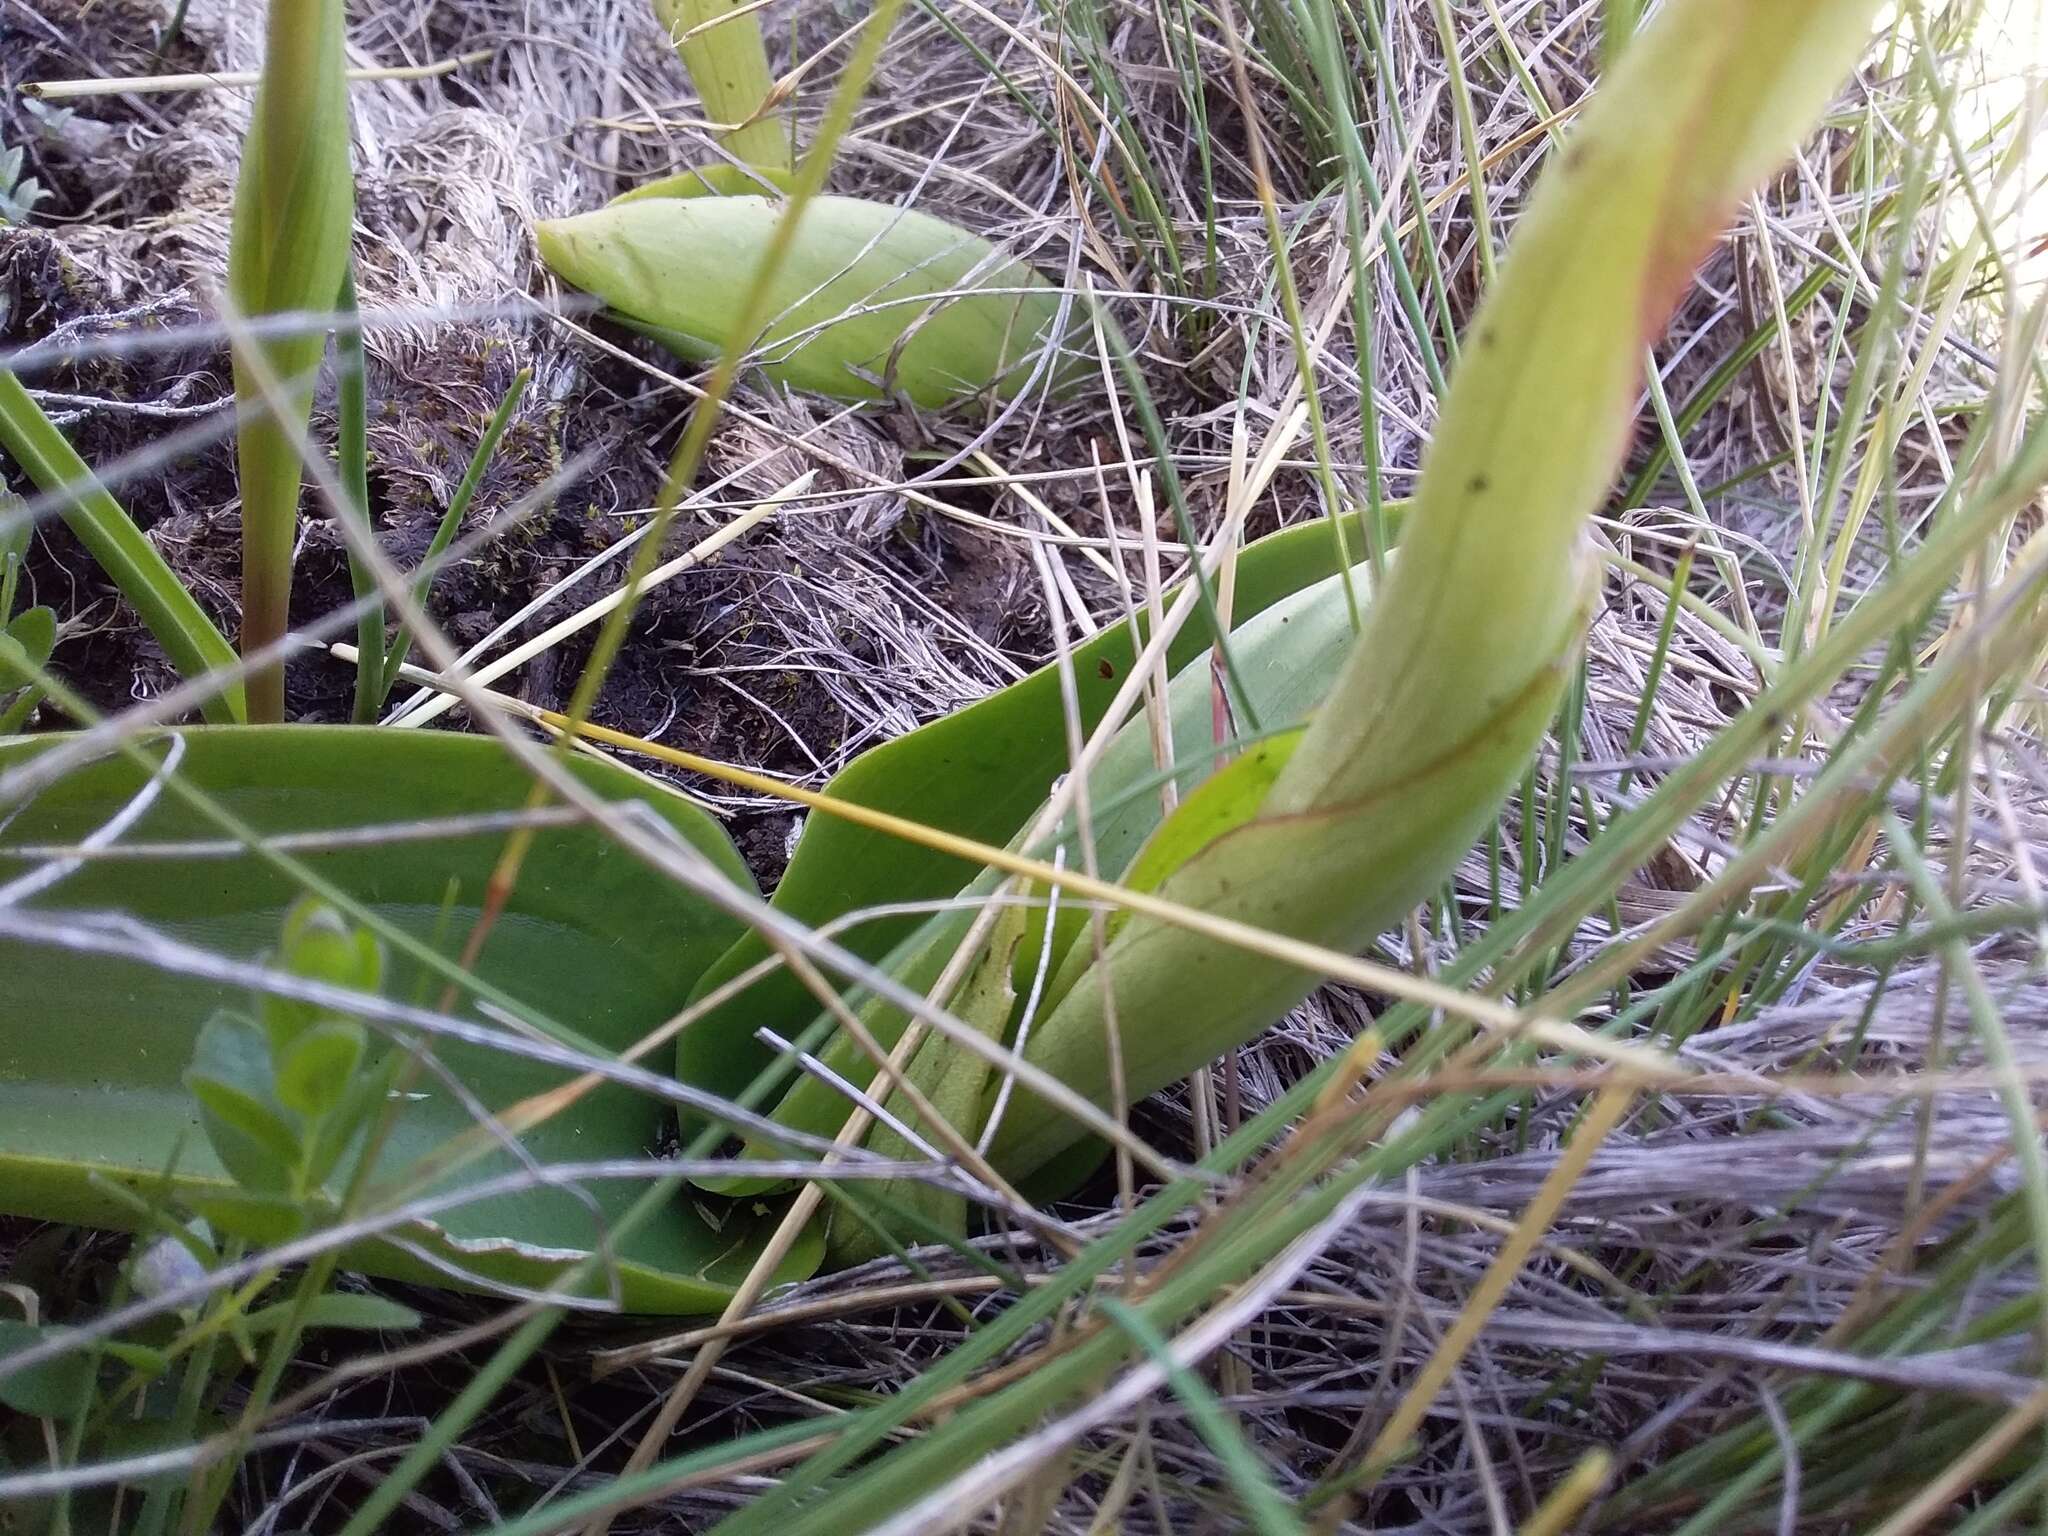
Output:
(699, 562), (1371, 1206)
(678, 511), (1397, 1122)
(0, 1318), (94, 1420)
(0, 726), (820, 1313)
(535, 194), (1082, 407)
(274, 1018), (368, 1120)
(986, 0), (1890, 1187)
(186, 1013), (303, 1191)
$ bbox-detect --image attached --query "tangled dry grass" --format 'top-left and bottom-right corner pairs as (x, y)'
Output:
(2, 0), (2044, 1529)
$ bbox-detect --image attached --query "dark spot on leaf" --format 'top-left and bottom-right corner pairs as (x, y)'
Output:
(1565, 145), (1589, 173)
(1468, 474), (1489, 495)
(1479, 327), (1498, 349)
(1097, 659), (1115, 679)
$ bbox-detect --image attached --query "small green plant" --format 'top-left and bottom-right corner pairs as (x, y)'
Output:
(0, 725), (800, 1308)
(182, 899), (391, 1230)
(0, 141), (51, 226)
(0, 899), (426, 1536)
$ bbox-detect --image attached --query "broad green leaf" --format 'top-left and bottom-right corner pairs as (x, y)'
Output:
(0, 1318), (94, 1419)
(535, 195), (1081, 407)
(701, 564), (1371, 1198)
(274, 1018), (368, 1119)
(0, 727), (819, 1312)
(678, 510), (1398, 1121)
(985, 0), (1890, 1186)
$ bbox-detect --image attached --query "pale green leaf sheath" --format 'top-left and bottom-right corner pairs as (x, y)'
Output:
(652, 0), (792, 173)
(229, 0), (356, 721)
(985, 0), (1887, 1183)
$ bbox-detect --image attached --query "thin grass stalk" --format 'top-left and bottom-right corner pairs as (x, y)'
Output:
(1426, 0), (1497, 288)
(1324, 0), (1450, 395)
(1293, 0), (1390, 568)
(333, 267), (384, 721)
(1216, 0), (1360, 631)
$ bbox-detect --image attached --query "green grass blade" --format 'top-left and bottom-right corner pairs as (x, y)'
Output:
(1100, 1299), (1309, 1536)
(0, 371), (244, 723)
(334, 267), (385, 722)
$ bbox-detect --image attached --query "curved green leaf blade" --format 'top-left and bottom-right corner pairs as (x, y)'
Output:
(611, 163), (797, 203)
(703, 562), (1373, 1199)
(227, 0), (357, 721)
(0, 726), (819, 1312)
(0, 1319), (94, 1420)
(535, 194), (1080, 407)
(4, 605), (55, 671)
(0, 373), (244, 722)
(678, 511), (1397, 1122)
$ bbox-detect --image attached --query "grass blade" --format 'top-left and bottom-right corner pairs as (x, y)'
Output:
(0, 372), (244, 722)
